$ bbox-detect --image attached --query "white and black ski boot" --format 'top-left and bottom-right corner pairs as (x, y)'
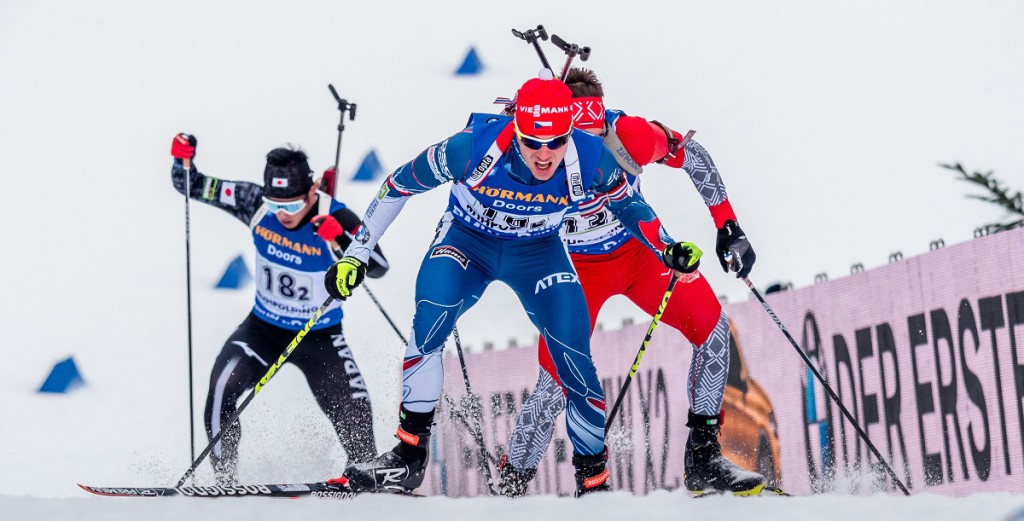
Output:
(684, 410), (767, 496)
(572, 447), (611, 497)
(497, 454), (537, 497)
(340, 406), (433, 494)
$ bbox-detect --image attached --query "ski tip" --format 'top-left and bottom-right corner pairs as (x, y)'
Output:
(77, 484), (121, 497)
(78, 484), (100, 495)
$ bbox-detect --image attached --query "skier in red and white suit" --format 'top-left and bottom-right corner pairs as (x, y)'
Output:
(499, 68), (765, 497)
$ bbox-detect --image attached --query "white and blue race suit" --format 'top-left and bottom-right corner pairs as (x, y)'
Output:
(342, 113), (677, 457)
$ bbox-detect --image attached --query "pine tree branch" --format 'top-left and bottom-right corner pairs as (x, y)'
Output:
(939, 162), (1024, 232)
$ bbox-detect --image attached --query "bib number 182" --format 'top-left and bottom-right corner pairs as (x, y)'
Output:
(260, 261), (312, 301)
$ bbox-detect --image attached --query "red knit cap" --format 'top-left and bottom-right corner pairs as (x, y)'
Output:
(514, 71), (573, 137)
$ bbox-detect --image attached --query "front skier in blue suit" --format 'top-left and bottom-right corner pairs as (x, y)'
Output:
(323, 71), (703, 496)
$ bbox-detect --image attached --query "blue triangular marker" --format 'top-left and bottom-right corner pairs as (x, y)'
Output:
(215, 254), (251, 289)
(455, 47), (484, 75)
(352, 150), (384, 182)
(39, 357), (85, 394)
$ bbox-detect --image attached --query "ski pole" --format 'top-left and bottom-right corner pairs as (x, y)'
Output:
(176, 297), (335, 487)
(327, 84), (357, 199)
(182, 157), (197, 464)
(549, 33), (591, 82)
(499, 25), (550, 118)
(511, 25), (552, 71)
(739, 275), (911, 496)
(605, 271), (681, 429)
(362, 283), (408, 345)
(452, 327), (497, 495)
(439, 393), (498, 465)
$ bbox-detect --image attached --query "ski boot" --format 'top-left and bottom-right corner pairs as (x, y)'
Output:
(497, 454), (537, 497)
(684, 410), (767, 496)
(572, 447), (610, 497)
(339, 406), (434, 494)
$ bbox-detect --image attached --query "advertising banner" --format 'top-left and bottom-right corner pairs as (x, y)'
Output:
(421, 228), (1024, 496)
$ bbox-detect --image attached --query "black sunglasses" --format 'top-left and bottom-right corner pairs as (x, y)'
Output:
(516, 129), (570, 151)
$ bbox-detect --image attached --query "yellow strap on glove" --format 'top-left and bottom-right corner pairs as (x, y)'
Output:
(324, 257), (366, 300)
(662, 241), (703, 273)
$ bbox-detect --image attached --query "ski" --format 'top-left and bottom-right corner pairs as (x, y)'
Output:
(690, 485), (790, 498)
(78, 480), (419, 499)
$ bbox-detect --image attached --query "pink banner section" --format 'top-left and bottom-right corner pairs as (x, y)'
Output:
(420, 228), (1024, 497)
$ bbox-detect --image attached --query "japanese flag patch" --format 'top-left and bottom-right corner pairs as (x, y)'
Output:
(220, 181), (237, 205)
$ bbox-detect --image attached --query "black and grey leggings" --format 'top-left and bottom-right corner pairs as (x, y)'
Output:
(203, 313), (376, 476)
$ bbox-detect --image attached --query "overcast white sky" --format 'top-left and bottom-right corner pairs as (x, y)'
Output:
(1, 0), (1021, 354)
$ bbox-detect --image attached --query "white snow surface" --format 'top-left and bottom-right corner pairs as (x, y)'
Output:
(2, 0), (1023, 519)
(7, 492), (1024, 521)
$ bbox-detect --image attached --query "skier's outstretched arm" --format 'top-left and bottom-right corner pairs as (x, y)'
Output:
(610, 117), (736, 226)
(613, 118), (754, 277)
(171, 158), (264, 226)
(656, 124), (755, 277)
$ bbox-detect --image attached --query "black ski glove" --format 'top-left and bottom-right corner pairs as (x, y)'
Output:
(716, 220), (755, 278)
(662, 241), (702, 273)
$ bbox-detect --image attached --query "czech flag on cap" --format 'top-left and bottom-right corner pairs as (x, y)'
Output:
(514, 71), (573, 137)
